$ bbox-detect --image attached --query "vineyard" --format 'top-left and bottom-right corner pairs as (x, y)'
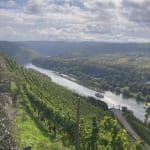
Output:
(0, 55), (143, 149)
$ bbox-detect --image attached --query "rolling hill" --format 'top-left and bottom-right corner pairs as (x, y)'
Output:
(0, 41), (40, 64)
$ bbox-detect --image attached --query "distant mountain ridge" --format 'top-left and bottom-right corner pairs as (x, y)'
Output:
(0, 41), (149, 63)
(21, 41), (150, 57)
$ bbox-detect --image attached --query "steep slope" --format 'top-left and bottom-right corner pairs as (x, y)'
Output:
(0, 41), (40, 64)
(0, 54), (143, 150)
(0, 54), (17, 149)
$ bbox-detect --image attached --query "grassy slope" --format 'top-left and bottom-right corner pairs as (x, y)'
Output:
(5, 57), (108, 149)
(14, 100), (70, 150)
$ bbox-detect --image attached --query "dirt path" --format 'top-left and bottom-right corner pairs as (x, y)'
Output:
(111, 109), (150, 150)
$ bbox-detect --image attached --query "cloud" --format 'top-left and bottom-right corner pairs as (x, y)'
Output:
(25, 0), (50, 14)
(121, 0), (150, 25)
(0, 0), (15, 8)
(0, 0), (149, 42)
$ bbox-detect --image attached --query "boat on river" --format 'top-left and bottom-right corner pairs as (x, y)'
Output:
(95, 92), (104, 98)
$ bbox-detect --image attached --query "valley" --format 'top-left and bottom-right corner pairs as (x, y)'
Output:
(1, 0), (150, 149)
(0, 41), (150, 150)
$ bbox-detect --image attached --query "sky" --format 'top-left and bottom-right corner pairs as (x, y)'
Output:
(0, 0), (150, 42)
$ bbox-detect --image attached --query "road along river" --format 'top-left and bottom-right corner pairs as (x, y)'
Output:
(25, 63), (146, 122)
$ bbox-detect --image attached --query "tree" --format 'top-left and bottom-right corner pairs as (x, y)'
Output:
(144, 103), (150, 125)
(122, 87), (130, 97)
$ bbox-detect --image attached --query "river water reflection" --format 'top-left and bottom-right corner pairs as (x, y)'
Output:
(25, 63), (146, 122)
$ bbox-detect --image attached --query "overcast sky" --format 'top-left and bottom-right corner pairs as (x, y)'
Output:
(0, 0), (150, 42)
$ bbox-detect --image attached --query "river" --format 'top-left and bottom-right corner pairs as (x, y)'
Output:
(25, 63), (146, 122)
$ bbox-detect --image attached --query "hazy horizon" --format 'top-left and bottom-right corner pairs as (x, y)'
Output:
(0, 40), (150, 44)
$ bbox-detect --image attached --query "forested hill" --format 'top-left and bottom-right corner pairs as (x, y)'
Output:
(0, 41), (149, 63)
(22, 41), (150, 57)
(0, 41), (40, 64)
(0, 53), (143, 149)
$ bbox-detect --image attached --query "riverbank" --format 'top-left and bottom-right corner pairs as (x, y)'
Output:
(25, 63), (146, 122)
(32, 54), (150, 103)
